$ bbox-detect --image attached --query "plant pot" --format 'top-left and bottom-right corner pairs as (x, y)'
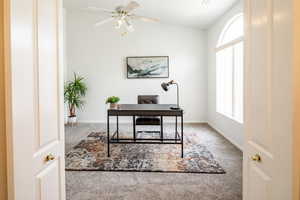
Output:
(68, 115), (77, 124)
(110, 103), (118, 109)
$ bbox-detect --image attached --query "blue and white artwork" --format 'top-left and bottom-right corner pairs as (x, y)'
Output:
(127, 56), (169, 78)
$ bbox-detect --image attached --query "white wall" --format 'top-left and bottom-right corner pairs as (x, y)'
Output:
(207, 1), (244, 150)
(65, 10), (208, 123)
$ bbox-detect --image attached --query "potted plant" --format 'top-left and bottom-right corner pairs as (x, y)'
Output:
(64, 73), (87, 124)
(106, 96), (120, 109)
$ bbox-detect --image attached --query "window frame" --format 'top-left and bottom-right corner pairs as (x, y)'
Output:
(217, 13), (244, 48)
(215, 13), (244, 124)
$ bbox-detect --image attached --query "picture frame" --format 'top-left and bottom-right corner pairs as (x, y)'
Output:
(126, 56), (169, 79)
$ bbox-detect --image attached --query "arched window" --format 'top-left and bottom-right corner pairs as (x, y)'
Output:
(218, 14), (244, 47)
(216, 14), (244, 123)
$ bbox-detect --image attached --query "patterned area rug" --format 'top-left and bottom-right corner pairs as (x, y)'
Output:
(65, 131), (225, 174)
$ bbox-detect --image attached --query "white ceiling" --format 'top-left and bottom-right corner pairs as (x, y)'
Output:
(63, 0), (239, 29)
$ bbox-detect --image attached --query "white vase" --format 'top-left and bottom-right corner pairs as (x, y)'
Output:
(68, 116), (77, 124)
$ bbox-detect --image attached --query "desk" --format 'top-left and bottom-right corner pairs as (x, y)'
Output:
(107, 104), (184, 158)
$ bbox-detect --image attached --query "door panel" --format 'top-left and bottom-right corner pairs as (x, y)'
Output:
(34, 0), (64, 199)
(37, 0), (59, 147)
(249, 0), (272, 152)
(248, 165), (271, 200)
(8, 0), (65, 199)
(246, 1), (273, 198)
(36, 161), (60, 200)
(244, 0), (293, 199)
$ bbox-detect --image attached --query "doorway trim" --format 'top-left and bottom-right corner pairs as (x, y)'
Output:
(3, 0), (14, 199)
(293, 0), (300, 199)
(2, 0), (300, 199)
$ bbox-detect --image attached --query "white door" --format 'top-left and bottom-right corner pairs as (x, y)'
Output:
(244, 0), (293, 199)
(7, 0), (65, 199)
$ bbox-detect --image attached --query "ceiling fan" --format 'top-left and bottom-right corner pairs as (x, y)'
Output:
(86, 1), (160, 33)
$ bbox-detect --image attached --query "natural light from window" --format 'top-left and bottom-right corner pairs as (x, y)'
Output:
(216, 13), (244, 123)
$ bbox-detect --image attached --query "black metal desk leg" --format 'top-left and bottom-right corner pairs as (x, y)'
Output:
(117, 115), (119, 140)
(161, 116), (163, 142)
(107, 114), (110, 157)
(175, 116), (178, 142)
(133, 116), (136, 141)
(181, 113), (184, 158)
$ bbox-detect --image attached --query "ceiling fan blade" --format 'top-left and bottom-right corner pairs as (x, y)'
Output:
(123, 1), (140, 13)
(86, 6), (114, 13)
(131, 15), (160, 23)
(94, 18), (114, 27)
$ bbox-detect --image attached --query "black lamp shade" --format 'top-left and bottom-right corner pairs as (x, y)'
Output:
(161, 82), (169, 91)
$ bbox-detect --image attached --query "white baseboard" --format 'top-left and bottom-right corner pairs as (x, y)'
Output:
(72, 120), (242, 150)
(77, 120), (207, 124)
(206, 123), (243, 151)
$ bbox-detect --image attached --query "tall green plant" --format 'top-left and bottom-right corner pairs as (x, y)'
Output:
(64, 73), (87, 117)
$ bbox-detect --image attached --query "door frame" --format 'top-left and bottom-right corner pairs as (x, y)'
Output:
(293, 0), (300, 199)
(2, 0), (300, 199)
(3, 0), (13, 199)
(0, 0), (8, 199)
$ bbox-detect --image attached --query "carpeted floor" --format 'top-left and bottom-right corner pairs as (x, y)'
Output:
(65, 123), (242, 200)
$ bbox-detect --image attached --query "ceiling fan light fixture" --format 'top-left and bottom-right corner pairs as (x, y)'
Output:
(200, 0), (211, 6)
(115, 19), (123, 29)
(125, 19), (134, 32)
(127, 25), (134, 32)
(91, 1), (159, 34)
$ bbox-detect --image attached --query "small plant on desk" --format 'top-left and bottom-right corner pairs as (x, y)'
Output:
(106, 96), (120, 109)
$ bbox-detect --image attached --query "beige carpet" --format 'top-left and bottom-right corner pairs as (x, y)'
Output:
(65, 123), (242, 200)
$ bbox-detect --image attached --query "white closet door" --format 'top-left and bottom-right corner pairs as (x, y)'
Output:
(8, 0), (65, 199)
(244, 0), (293, 199)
